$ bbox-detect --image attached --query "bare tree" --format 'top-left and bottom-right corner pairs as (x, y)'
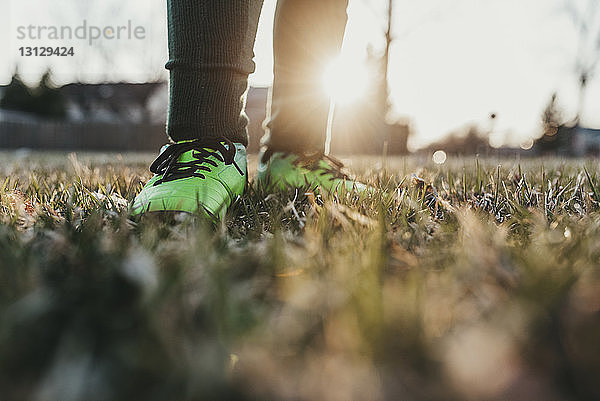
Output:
(381, 0), (393, 119)
(565, 0), (600, 122)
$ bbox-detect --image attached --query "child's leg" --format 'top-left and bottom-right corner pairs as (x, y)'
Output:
(131, 0), (264, 220)
(264, 0), (349, 153)
(166, 0), (264, 146)
(257, 0), (369, 196)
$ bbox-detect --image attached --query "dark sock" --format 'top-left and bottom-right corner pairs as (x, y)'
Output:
(166, 0), (263, 146)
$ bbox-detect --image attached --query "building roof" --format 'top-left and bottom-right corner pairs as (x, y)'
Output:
(60, 82), (165, 106)
(576, 126), (600, 137)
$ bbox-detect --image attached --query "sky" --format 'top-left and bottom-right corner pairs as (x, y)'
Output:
(1, 0), (599, 149)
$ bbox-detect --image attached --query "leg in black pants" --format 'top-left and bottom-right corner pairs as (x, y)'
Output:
(166, 0), (264, 146)
(257, 0), (365, 194)
(265, 0), (349, 153)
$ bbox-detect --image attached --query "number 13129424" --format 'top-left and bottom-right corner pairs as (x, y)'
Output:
(19, 47), (75, 56)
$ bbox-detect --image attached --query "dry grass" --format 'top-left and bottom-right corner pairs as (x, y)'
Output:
(0, 151), (599, 401)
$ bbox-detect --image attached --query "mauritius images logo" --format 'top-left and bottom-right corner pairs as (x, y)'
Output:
(15, 20), (147, 46)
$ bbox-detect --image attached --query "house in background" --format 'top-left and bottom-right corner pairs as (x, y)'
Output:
(59, 82), (166, 124)
(0, 80), (168, 151)
(572, 126), (600, 156)
(0, 81), (166, 124)
(534, 123), (600, 156)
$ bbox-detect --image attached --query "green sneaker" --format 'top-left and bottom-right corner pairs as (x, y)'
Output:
(131, 138), (247, 221)
(256, 148), (368, 194)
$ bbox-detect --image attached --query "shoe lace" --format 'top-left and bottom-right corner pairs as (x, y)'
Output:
(150, 138), (244, 186)
(262, 147), (349, 181)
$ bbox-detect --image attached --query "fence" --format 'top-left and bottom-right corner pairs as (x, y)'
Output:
(0, 120), (168, 151)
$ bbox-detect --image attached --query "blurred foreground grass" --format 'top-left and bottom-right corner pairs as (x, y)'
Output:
(0, 151), (599, 401)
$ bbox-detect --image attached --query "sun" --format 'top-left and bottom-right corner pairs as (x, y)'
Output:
(322, 56), (370, 105)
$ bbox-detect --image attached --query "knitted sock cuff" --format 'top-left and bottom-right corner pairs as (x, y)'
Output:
(167, 69), (249, 146)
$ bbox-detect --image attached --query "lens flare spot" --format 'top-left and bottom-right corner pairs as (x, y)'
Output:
(520, 139), (534, 150)
(433, 150), (447, 164)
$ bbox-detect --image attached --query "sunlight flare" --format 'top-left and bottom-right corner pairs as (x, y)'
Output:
(322, 56), (370, 105)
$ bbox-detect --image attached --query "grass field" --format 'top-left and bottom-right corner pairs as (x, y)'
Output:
(1, 151), (599, 401)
